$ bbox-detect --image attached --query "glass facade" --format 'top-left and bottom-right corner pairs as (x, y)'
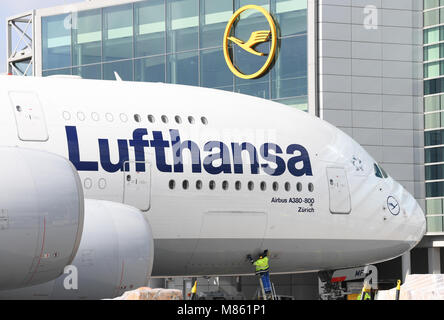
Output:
(41, 0), (308, 111)
(424, 0), (444, 233)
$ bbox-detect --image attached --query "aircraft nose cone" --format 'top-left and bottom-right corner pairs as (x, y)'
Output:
(399, 186), (426, 247)
(411, 200), (426, 244)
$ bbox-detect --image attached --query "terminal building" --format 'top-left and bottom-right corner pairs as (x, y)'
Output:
(5, 0), (440, 299)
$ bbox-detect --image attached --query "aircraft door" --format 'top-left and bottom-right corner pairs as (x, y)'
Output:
(123, 161), (151, 211)
(327, 167), (351, 214)
(8, 91), (48, 141)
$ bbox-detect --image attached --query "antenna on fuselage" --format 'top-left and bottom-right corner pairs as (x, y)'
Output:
(114, 72), (123, 81)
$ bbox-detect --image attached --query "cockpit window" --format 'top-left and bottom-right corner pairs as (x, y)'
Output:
(374, 163), (383, 178)
(379, 165), (389, 178)
(374, 163), (389, 179)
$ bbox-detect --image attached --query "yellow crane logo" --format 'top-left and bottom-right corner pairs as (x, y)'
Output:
(223, 5), (277, 80)
(227, 30), (271, 56)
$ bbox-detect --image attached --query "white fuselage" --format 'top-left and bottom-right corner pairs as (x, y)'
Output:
(0, 76), (426, 277)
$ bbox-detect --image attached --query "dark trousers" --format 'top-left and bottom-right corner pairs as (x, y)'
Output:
(259, 271), (272, 293)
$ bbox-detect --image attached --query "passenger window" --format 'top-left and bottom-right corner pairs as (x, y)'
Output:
(285, 182), (291, 191)
(296, 182), (302, 192)
(260, 182), (267, 191)
(374, 163), (383, 179)
(308, 183), (314, 192)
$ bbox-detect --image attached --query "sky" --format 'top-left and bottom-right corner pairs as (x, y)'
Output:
(0, 0), (80, 73)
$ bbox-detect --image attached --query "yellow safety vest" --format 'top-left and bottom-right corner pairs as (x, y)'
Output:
(357, 292), (371, 300)
(254, 257), (269, 273)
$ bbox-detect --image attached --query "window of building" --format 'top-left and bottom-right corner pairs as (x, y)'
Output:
(103, 60), (133, 81)
(72, 64), (102, 80)
(424, 61), (441, 78)
(426, 146), (444, 163)
(72, 9), (102, 66)
(271, 0), (307, 37)
(424, 27), (440, 45)
(135, 0), (166, 57)
(424, 44), (441, 62)
(103, 4), (134, 62)
(167, 51), (199, 86)
(426, 198), (444, 232)
(200, 0), (232, 48)
(200, 48), (234, 90)
(425, 78), (444, 95)
(42, 14), (72, 70)
(425, 129), (444, 146)
(40, 0), (309, 108)
(167, 0), (199, 53)
(425, 95), (441, 112)
(427, 181), (444, 197)
(425, 9), (440, 27)
(272, 35), (308, 100)
(425, 112), (442, 129)
(426, 164), (444, 180)
(135, 56), (166, 83)
(425, 0), (440, 10)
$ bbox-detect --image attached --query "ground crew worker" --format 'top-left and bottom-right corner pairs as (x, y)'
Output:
(248, 250), (272, 299)
(357, 282), (372, 300)
(190, 280), (197, 300)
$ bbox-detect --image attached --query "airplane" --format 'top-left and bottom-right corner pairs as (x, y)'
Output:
(0, 75), (426, 299)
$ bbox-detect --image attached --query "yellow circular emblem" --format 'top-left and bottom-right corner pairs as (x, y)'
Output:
(223, 5), (277, 80)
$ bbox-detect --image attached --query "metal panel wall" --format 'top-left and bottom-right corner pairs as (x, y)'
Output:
(318, 0), (424, 210)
